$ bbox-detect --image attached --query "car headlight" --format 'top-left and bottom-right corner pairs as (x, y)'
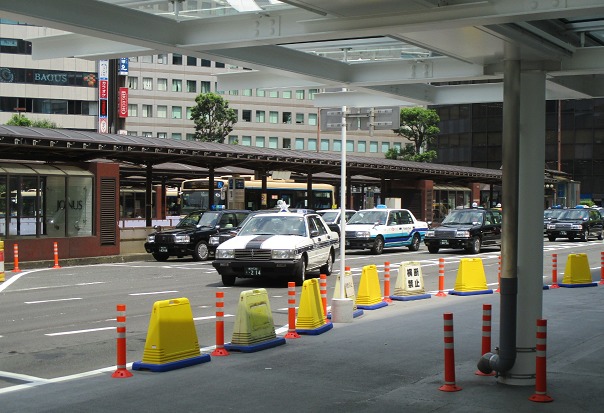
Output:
(355, 231), (371, 239)
(147, 235), (155, 243)
(571, 224), (582, 230)
(174, 235), (190, 243)
(456, 230), (470, 238)
(272, 250), (298, 260)
(216, 249), (235, 259)
(426, 230), (435, 237)
(547, 224), (556, 230)
(209, 236), (220, 246)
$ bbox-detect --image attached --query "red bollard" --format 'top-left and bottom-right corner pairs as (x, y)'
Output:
(285, 282), (301, 339)
(436, 258), (446, 297)
(383, 262), (392, 303)
(599, 252), (604, 285)
(13, 244), (21, 273)
(495, 255), (501, 293)
(439, 313), (462, 392)
(550, 254), (560, 289)
(475, 304), (495, 376)
(529, 319), (553, 403)
(52, 242), (61, 269)
(319, 274), (328, 322)
(211, 291), (230, 356)
(112, 304), (133, 378)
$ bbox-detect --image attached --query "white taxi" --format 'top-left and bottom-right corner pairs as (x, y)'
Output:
(212, 210), (339, 286)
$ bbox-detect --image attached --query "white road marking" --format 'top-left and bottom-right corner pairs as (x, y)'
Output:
(45, 327), (115, 336)
(192, 314), (234, 321)
(25, 298), (82, 304)
(128, 290), (179, 296)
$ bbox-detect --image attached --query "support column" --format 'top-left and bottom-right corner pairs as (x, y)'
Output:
(145, 163), (153, 227)
(208, 166), (215, 211)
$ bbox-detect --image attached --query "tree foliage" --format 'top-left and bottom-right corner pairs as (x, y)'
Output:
(5, 114), (59, 128)
(392, 107), (440, 161)
(190, 92), (238, 142)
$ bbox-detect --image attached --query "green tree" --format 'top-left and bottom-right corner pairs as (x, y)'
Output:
(190, 92), (237, 142)
(5, 114), (59, 128)
(392, 107), (440, 161)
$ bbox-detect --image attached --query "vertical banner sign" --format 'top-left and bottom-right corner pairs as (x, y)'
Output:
(98, 59), (109, 134)
(118, 87), (129, 118)
(118, 57), (129, 76)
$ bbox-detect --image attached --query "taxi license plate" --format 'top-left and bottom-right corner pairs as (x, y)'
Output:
(345, 240), (350, 246)
(559, 231), (566, 235)
(245, 267), (261, 276)
(440, 240), (447, 245)
(159, 246), (168, 253)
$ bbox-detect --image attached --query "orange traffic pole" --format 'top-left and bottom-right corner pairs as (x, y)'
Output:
(436, 258), (446, 297)
(13, 244), (21, 273)
(495, 255), (501, 293)
(550, 254), (560, 289)
(211, 291), (230, 355)
(383, 261), (392, 303)
(599, 252), (604, 285)
(112, 304), (133, 378)
(439, 313), (462, 392)
(285, 282), (301, 339)
(475, 304), (495, 376)
(52, 242), (61, 269)
(0, 240), (5, 282)
(529, 319), (553, 403)
(320, 273), (328, 323)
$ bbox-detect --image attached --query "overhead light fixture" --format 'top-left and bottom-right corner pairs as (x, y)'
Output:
(225, 0), (261, 12)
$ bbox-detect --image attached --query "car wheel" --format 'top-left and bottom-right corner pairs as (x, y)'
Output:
(221, 273), (236, 286)
(598, 231), (603, 241)
(581, 230), (589, 242)
(466, 237), (481, 254)
(152, 252), (169, 262)
(547, 235), (556, 242)
(427, 245), (440, 254)
(320, 250), (334, 276)
(294, 257), (307, 286)
(193, 241), (209, 261)
(408, 234), (420, 251)
(371, 236), (385, 255)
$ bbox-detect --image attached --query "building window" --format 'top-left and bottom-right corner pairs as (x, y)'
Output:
(128, 77), (138, 89)
(269, 137), (278, 148)
(256, 110), (265, 123)
(321, 139), (330, 151)
(157, 105), (167, 118)
(347, 140), (354, 152)
(381, 142), (390, 153)
(172, 133), (182, 140)
(308, 138), (317, 151)
(283, 138), (291, 149)
(370, 141), (378, 153)
(157, 132), (167, 139)
(241, 136), (252, 146)
(296, 90), (305, 99)
(142, 104), (152, 117)
(394, 142), (402, 152)
(228, 90), (239, 96)
(228, 135), (238, 144)
(308, 89), (319, 100)
(256, 136), (265, 147)
(186, 107), (193, 120)
(142, 131), (153, 137)
(334, 140), (342, 151)
(215, 61), (225, 68)
(269, 90), (279, 98)
(172, 106), (182, 119)
(127, 104), (138, 117)
(295, 138), (304, 150)
(256, 89), (265, 97)
(157, 78), (167, 91)
(358, 140), (366, 153)
(282, 112), (292, 124)
(308, 113), (317, 126)
(172, 79), (182, 92)
(157, 54), (168, 64)
(142, 77), (153, 90)
(186, 80), (196, 93)
(242, 110), (252, 122)
(201, 59), (211, 67)
(201, 81), (211, 93)
(243, 89), (253, 96)
(282, 90), (292, 99)
(186, 56), (197, 66)
(296, 113), (304, 124)
(186, 133), (196, 140)
(141, 55), (153, 63)
(172, 53), (183, 65)
(269, 111), (278, 124)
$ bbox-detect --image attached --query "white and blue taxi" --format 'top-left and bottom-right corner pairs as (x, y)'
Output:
(212, 208), (339, 287)
(344, 205), (429, 254)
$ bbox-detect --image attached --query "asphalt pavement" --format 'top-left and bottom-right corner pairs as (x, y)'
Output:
(1, 260), (602, 413)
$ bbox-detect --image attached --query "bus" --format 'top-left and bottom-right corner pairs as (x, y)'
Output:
(119, 187), (179, 219)
(179, 176), (336, 215)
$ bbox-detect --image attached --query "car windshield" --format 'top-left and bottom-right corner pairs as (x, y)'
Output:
(558, 209), (589, 220)
(544, 209), (564, 219)
(347, 210), (388, 225)
(176, 211), (220, 228)
(176, 211), (203, 227)
(239, 215), (307, 236)
(318, 211), (339, 223)
(442, 210), (484, 225)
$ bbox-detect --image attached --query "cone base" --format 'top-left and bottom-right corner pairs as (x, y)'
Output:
(439, 384), (462, 392)
(529, 394), (553, 403)
(211, 348), (230, 356)
(111, 369), (133, 378)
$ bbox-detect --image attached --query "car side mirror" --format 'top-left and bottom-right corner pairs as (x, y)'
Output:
(310, 229), (319, 237)
(153, 225), (162, 232)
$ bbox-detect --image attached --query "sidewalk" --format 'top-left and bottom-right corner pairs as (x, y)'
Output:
(2, 253), (151, 272)
(1, 280), (602, 412)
